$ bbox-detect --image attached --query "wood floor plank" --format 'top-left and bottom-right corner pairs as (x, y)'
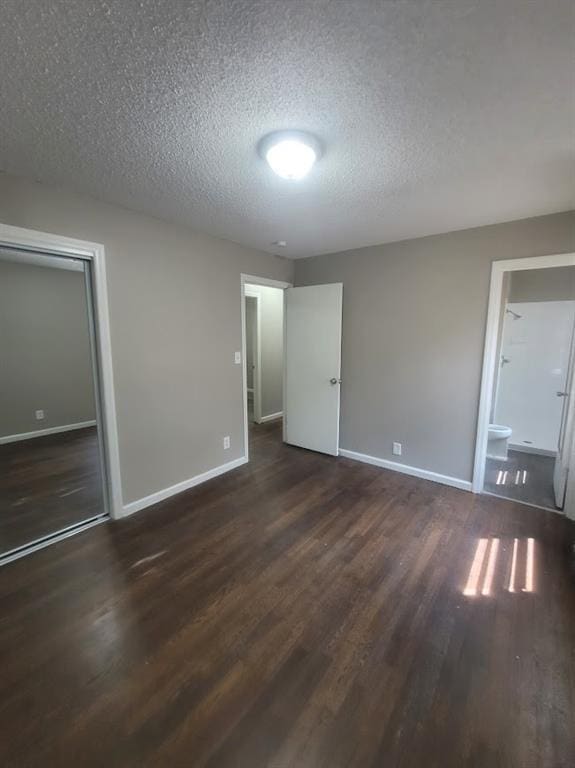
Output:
(0, 420), (574, 766)
(0, 426), (105, 552)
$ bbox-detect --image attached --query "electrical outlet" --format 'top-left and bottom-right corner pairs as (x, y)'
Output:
(223, 436), (231, 449)
(35, 409), (45, 421)
(234, 351), (241, 364)
(392, 441), (402, 456)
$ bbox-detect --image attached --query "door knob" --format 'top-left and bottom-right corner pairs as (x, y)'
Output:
(330, 378), (341, 385)
(557, 391), (568, 397)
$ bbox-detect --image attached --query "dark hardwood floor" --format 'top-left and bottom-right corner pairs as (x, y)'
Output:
(485, 448), (557, 510)
(0, 427), (105, 554)
(0, 420), (574, 766)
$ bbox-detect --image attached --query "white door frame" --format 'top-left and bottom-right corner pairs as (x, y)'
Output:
(554, 314), (575, 508)
(0, 222), (123, 520)
(244, 288), (262, 423)
(241, 274), (292, 462)
(472, 252), (575, 518)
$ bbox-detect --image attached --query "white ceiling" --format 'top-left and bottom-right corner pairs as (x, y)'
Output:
(0, 0), (573, 258)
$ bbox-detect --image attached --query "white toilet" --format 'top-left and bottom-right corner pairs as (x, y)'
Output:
(487, 424), (512, 460)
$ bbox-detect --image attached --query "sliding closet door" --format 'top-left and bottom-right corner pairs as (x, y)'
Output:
(0, 249), (107, 558)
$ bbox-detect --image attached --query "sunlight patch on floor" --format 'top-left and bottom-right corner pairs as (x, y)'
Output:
(463, 536), (536, 597)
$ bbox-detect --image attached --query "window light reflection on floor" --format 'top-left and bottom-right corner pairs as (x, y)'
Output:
(507, 538), (519, 593)
(494, 468), (528, 486)
(463, 538), (488, 596)
(481, 538), (499, 596)
(463, 537), (536, 597)
(523, 537), (535, 593)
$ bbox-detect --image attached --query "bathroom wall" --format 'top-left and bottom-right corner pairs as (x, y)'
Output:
(490, 272), (511, 421)
(509, 266), (575, 303)
(493, 266), (575, 452)
(495, 300), (575, 453)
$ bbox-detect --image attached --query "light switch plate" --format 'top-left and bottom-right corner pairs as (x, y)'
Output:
(234, 351), (241, 364)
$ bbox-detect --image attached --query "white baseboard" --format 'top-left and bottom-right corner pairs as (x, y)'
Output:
(259, 411), (283, 424)
(509, 443), (556, 458)
(338, 448), (472, 492)
(121, 455), (248, 517)
(0, 420), (97, 445)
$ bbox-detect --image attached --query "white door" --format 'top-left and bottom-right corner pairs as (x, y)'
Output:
(554, 318), (575, 508)
(285, 283), (343, 455)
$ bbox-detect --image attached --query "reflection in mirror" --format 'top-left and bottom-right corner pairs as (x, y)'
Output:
(0, 250), (106, 558)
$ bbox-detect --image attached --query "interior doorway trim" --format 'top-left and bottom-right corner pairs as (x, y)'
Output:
(241, 274), (292, 462)
(472, 252), (575, 517)
(0, 222), (123, 520)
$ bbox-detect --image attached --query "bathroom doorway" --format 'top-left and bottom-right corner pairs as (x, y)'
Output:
(241, 276), (291, 463)
(243, 282), (285, 428)
(473, 255), (575, 514)
(244, 292), (259, 423)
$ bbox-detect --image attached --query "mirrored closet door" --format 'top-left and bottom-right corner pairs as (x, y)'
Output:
(0, 247), (107, 561)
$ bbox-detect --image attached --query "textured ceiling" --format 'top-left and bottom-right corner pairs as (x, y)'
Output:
(0, 0), (573, 258)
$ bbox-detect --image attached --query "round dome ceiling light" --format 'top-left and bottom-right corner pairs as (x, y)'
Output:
(259, 131), (322, 180)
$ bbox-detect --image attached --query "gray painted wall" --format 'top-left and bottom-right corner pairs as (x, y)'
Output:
(0, 172), (293, 506)
(509, 265), (575, 303)
(294, 212), (575, 482)
(0, 259), (96, 437)
(245, 296), (256, 391)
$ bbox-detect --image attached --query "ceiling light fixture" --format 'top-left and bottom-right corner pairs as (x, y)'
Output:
(259, 130), (322, 180)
